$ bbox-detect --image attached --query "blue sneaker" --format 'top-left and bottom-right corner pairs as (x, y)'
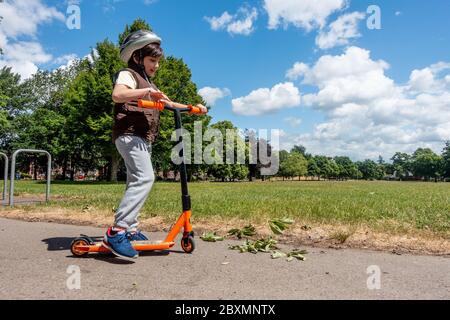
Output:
(127, 230), (149, 241)
(102, 227), (138, 259)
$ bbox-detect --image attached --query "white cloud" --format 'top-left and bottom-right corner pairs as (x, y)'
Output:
(395, 11), (402, 16)
(5, 42), (52, 64)
(408, 62), (450, 93)
(0, 0), (65, 38)
(291, 47), (396, 109)
(205, 12), (233, 31)
(54, 54), (80, 71)
(263, 0), (347, 31)
(0, 32), (7, 50)
(0, 0), (68, 80)
(0, 41), (52, 79)
(85, 48), (99, 64)
(232, 82), (300, 116)
(53, 54), (78, 66)
(227, 8), (258, 36)
(409, 68), (435, 92)
(285, 62), (309, 81)
(205, 7), (258, 36)
(284, 117), (302, 128)
(281, 47), (450, 160)
(316, 12), (365, 49)
(0, 59), (38, 80)
(198, 87), (231, 106)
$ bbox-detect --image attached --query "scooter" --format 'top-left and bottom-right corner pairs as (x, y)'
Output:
(70, 99), (207, 257)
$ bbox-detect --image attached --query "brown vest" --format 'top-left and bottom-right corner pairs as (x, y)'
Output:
(112, 68), (160, 143)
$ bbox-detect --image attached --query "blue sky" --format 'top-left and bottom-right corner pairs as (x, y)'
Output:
(1, 0), (449, 160)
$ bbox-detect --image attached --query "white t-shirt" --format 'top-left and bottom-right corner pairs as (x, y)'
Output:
(115, 70), (137, 89)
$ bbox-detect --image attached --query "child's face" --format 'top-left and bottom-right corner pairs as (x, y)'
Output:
(143, 56), (161, 77)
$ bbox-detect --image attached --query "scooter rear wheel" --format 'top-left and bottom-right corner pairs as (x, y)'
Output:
(181, 236), (195, 253)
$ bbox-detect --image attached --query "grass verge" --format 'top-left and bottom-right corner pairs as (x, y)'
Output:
(1, 180), (449, 255)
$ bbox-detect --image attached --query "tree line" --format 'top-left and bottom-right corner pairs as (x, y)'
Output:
(278, 143), (450, 182)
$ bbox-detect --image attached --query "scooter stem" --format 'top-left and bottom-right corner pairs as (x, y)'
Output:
(173, 109), (191, 211)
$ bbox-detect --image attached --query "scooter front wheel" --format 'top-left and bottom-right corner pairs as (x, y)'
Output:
(181, 236), (195, 253)
(70, 237), (90, 257)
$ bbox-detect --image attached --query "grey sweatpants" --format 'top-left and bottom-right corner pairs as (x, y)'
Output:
(114, 135), (155, 231)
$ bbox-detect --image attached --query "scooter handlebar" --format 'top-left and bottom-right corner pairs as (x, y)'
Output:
(137, 99), (208, 115)
(187, 105), (205, 114)
(137, 99), (165, 111)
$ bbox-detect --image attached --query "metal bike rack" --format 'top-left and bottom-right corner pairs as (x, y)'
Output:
(0, 152), (8, 202)
(10, 149), (51, 207)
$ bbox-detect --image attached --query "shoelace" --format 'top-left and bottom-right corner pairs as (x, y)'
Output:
(116, 232), (127, 243)
(126, 231), (139, 240)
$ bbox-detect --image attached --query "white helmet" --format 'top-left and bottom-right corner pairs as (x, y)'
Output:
(119, 30), (162, 63)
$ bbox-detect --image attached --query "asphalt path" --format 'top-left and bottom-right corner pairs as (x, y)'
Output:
(0, 217), (448, 300)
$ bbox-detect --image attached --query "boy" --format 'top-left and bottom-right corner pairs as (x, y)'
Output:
(104, 30), (206, 259)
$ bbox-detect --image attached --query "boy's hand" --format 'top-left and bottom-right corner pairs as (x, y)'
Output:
(158, 98), (173, 106)
(196, 104), (208, 114)
(149, 91), (167, 101)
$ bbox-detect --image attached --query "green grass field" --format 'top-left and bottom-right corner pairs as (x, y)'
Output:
(3, 180), (449, 237)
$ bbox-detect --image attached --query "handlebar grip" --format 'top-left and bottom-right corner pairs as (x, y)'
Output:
(188, 105), (205, 114)
(138, 99), (165, 111)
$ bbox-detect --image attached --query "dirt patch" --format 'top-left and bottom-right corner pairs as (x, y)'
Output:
(279, 224), (450, 256)
(0, 207), (449, 256)
(191, 217), (450, 256)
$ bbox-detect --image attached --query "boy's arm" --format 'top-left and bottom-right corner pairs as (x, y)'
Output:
(112, 84), (155, 103)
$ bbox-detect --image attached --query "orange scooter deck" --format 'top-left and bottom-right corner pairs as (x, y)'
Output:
(75, 241), (176, 254)
(71, 202), (194, 257)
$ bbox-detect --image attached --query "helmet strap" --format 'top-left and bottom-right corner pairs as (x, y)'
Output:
(138, 63), (152, 86)
(134, 50), (153, 86)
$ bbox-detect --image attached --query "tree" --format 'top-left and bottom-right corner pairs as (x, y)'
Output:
(63, 49), (121, 181)
(441, 141), (450, 179)
(291, 145), (312, 160)
(230, 164), (249, 181)
(278, 150), (290, 180)
(281, 152), (308, 180)
(11, 63), (84, 179)
(243, 130), (277, 181)
(0, 67), (23, 150)
(206, 121), (248, 182)
(327, 159), (340, 179)
(86, 40), (125, 181)
(313, 155), (333, 180)
(0, 64), (84, 179)
(356, 159), (381, 180)
(0, 109), (11, 150)
(391, 152), (412, 180)
(411, 148), (442, 181)
(334, 156), (358, 180)
(0, 67), (23, 117)
(383, 162), (395, 176)
(307, 157), (320, 180)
